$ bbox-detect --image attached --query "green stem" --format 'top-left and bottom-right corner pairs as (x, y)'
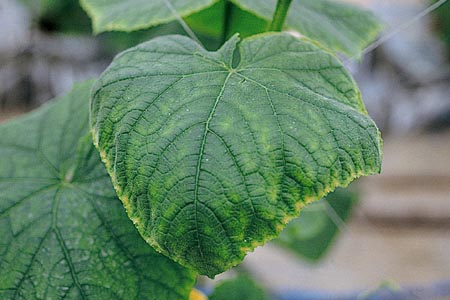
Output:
(268, 0), (293, 32)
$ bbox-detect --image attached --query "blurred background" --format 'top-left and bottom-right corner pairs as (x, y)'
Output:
(1, 0), (449, 299)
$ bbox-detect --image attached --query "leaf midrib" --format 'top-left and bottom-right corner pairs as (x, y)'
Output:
(192, 71), (233, 273)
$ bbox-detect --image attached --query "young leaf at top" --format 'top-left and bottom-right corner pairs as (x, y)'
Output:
(275, 187), (358, 261)
(230, 0), (383, 57)
(79, 0), (218, 33)
(0, 82), (195, 300)
(90, 33), (382, 277)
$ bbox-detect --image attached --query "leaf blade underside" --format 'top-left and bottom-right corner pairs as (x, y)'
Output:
(91, 33), (382, 277)
(0, 81), (195, 299)
(79, 0), (218, 33)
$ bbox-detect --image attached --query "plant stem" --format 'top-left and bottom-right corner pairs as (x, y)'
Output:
(268, 0), (293, 32)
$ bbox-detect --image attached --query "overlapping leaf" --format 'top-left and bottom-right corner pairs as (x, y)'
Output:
(276, 187), (358, 260)
(231, 0), (382, 57)
(185, 0), (225, 38)
(209, 275), (270, 300)
(91, 33), (382, 277)
(0, 82), (195, 299)
(80, 0), (218, 33)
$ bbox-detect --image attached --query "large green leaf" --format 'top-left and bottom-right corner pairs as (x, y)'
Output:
(276, 187), (358, 261)
(90, 33), (382, 277)
(231, 0), (383, 57)
(79, 0), (218, 33)
(0, 82), (195, 299)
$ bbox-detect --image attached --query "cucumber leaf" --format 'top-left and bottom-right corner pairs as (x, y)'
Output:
(0, 81), (195, 299)
(276, 187), (358, 261)
(226, 3), (268, 39)
(185, 0), (225, 38)
(209, 275), (270, 300)
(90, 33), (382, 277)
(80, 0), (218, 33)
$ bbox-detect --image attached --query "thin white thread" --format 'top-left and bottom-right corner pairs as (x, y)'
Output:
(323, 200), (349, 233)
(346, 0), (449, 63)
(163, 0), (204, 46)
(333, 1), (450, 267)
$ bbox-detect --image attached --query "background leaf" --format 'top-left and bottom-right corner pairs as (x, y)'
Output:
(275, 187), (358, 261)
(225, 4), (267, 39)
(0, 81), (196, 299)
(90, 33), (382, 277)
(185, 0), (268, 43)
(230, 0), (383, 57)
(79, 0), (218, 33)
(185, 0), (225, 38)
(209, 275), (270, 300)
(19, 0), (92, 33)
